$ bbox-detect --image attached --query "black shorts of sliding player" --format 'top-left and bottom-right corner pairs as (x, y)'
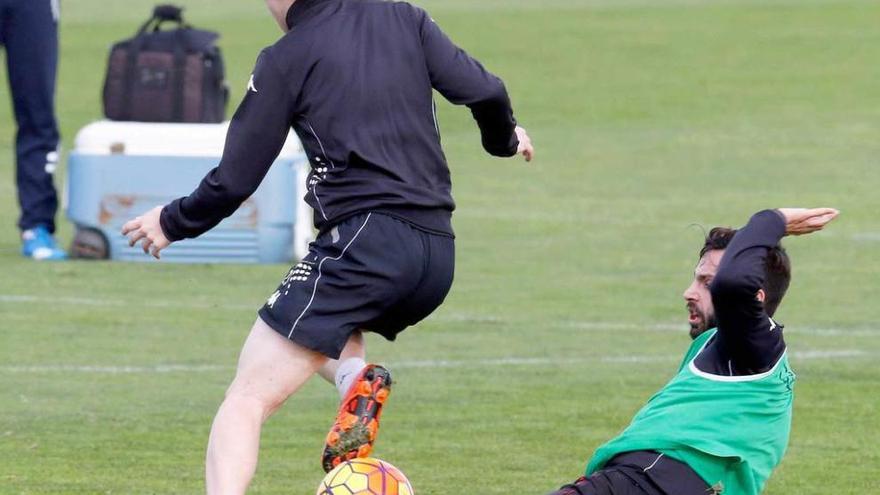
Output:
(547, 451), (711, 495)
(258, 212), (454, 359)
(547, 469), (660, 495)
(605, 451), (712, 495)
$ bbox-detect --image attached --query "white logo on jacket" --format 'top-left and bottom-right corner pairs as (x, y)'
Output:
(247, 74), (258, 93)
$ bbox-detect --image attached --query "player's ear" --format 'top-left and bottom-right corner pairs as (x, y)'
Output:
(265, 0), (294, 32)
(756, 289), (766, 303)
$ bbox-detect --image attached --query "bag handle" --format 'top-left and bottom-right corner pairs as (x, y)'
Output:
(153, 5), (183, 23)
(135, 4), (190, 36)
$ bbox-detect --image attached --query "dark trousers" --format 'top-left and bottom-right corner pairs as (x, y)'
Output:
(0, 0), (61, 233)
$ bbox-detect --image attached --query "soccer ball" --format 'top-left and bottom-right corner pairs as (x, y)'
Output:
(317, 458), (414, 495)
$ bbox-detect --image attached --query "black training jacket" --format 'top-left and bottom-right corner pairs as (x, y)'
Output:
(697, 209), (789, 375)
(160, 0), (519, 241)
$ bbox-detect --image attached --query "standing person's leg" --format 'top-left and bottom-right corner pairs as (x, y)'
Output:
(5, 0), (63, 252)
(317, 330), (366, 397)
(205, 317), (327, 495)
(0, 2), (5, 61)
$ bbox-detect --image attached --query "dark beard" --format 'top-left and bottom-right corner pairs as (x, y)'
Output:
(689, 313), (717, 339)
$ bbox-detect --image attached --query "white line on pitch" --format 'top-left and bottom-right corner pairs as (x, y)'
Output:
(852, 233), (880, 242)
(0, 364), (231, 374)
(0, 294), (255, 311)
(0, 350), (869, 374)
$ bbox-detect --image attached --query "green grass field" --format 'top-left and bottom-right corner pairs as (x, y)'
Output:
(1, 0), (879, 493)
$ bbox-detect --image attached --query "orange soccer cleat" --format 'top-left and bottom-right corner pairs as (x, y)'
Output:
(322, 364), (393, 473)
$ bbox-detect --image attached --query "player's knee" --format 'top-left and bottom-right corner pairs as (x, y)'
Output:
(223, 381), (289, 420)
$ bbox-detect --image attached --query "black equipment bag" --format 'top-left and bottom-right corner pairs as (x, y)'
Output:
(103, 5), (229, 123)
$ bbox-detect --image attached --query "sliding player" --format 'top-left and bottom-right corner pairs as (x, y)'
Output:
(547, 207), (838, 495)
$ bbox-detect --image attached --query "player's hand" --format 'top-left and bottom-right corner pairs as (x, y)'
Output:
(776, 207), (839, 236)
(121, 206), (172, 259)
(515, 126), (534, 162)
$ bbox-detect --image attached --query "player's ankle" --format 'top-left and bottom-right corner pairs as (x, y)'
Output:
(334, 357), (366, 398)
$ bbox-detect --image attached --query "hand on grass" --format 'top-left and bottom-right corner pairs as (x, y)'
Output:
(122, 206), (172, 259)
(515, 126), (534, 162)
(776, 207), (840, 236)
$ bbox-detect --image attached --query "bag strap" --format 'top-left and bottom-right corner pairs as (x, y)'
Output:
(120, 37), (145, 121)
(171, 28), (188, 121)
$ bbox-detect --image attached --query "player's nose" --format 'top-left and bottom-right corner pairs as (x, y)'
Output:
(683, 281), (699, 301)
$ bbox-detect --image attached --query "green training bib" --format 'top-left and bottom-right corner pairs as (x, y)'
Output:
(586, 329), (795, 495)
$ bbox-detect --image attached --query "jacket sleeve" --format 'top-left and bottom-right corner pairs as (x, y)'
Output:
(709, 209), (788, 373)
(160, 48), (295, 241)
(415, 7), (519, 157)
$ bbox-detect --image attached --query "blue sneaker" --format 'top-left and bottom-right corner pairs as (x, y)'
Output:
(21, 226), (67, 261)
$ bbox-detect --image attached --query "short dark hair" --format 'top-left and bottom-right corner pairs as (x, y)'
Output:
(699, 227), (791, 317)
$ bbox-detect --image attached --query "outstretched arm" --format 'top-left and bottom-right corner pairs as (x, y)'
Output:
(416, 7), (533, 162)
(710, 208), (838, 373)
(123, 49), (295, 258)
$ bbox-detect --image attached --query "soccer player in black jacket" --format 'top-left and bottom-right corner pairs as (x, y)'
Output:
(122, 0), (533, 493)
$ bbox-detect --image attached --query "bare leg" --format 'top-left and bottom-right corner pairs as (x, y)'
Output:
(205, 318), (327, 495)
(317, 330), (365, 385)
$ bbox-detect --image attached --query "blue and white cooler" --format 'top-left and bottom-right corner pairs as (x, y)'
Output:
(65, 121), (313, 263)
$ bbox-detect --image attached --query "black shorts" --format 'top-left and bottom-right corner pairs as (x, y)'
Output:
(258, 212), (455, 359)
(546, 451), (711, 495)
(547, 469), (661, 495)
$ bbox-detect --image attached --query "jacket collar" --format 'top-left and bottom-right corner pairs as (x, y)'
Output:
(286, 0), (333, 30)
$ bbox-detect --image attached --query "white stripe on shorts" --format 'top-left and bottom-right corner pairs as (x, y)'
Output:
(288, 213), (373, 338)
